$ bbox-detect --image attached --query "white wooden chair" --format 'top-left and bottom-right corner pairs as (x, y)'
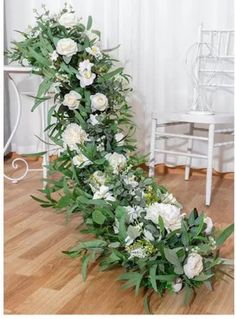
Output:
(149, 26), (234, 206)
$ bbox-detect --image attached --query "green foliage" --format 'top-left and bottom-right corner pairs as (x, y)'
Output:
(6, 5), (234, 312)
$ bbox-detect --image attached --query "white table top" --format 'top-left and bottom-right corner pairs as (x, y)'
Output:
(152, 112), (234, 124)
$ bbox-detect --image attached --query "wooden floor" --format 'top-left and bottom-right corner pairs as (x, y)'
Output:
(4, 159), (234, 314)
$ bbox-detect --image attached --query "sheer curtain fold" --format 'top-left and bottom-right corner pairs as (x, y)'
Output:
(4, 0), (234, 171)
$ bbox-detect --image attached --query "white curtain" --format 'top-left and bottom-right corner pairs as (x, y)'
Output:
(4, 0), (234, 171)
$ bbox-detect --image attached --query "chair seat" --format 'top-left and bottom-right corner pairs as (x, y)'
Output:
(152, 112), (234, 124)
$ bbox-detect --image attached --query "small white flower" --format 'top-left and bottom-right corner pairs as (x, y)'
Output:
(113, 218), (120, 234)
(204, 216), (213, 235)
(58, 12), (77, 28)
(123, 174), (138, 188)
(125, 206), (142, 223)
(76, 59), (96, 88)
(50, 50), (59, 61)
(115, 133), (125, 146)
(90, 171), (106, 189)
(56, 38), (78, 57)
(128, 247), (147, 259)
(72, 153), (91, 168)
(145, 203), (182, 232)
(93, 185), (115, 202)
(63, 90), (82, 110)
(172, 278), (183, 293)
(143, 229), (154, 241)
(62, 123), (88, 151)
(22, 58), (30, 66)
(86, 45), (102, 59)
(183, 253), (203, 279)
(88, 114), (99, 126)
(105, 152), (126, 174)
(90, 93), (108, 112)
(84, 30), (100, 43)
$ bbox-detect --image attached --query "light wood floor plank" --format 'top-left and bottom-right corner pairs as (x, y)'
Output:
(4, 160), (234, 314)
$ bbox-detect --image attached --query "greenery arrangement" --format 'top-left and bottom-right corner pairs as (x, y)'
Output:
(6, 4), (234, 312)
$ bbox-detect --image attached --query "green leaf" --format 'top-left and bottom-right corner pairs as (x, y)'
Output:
(92, 210), (106, 225)
(82, 255), (89, 281)
(155, 274), (177, 281)
(87, 15), (93, 30)
(21, 151), (47, 157)
(144, 293), (151, 314)
(183, 286), (195, 305)
(115, 206), (127, 241)
(158, 215), (165, 234)
(164, 248), (181, 267)
(215, 224), (234, 246)
(149, 265), (158, 292)
(193, 273), (214, 281)
(99, 67), (123, 81)
(57, 196), (71, 208)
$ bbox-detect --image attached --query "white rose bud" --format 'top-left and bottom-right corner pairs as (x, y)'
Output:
(90, 93), (108, 112)
(56, 38), (78, 57)
(183, 253), (203, 279)
(172, 278), (183, 293)
(58, 12), (77, 28)
(63, 90), (82, 110)
(204, 216), (213, 235)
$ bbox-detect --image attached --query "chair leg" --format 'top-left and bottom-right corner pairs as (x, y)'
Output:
(149, 118), (157, 177)
(206, 124), (215, 206)
(185, 123), (194, 180)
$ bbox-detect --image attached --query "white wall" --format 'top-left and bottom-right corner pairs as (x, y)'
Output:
(4, 0), (234, 171)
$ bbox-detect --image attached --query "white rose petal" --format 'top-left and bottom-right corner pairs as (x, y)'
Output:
(204, 216), (213, 235)
(115, 133), (125, 146)
(89, 114), (99, 126)
(62, 123), (88, 150)
(72, 153), (91, 168)
(58, 12), (77, 28)
(93, 185), (115, 202)
(63, 90), (82, 110)
(145, 203), (182, 232)
(183, 253), (203, 279)
(56, 38), (78, 57)
(90, 93), (108, 112)
(105, 152), (126, 174)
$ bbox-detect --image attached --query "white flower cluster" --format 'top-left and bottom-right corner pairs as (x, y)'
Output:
(62, 123), (88, 151)
(105, 152), (127, 174)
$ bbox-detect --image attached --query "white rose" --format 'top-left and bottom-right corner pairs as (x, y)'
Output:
(78, 59), (94, 72)
(105, 152), (126, 174)
(56, 38), (78, 57)
(183, 253), (203, 279)
(172, 278), (183, 293)
(115, 133), (125, 146)
(93, 185), (115, 202)
(90, 93), (108, 112)
(72, 153), (91, 168)
(86, 46), (102, 59)
(62, 123), (88, 150)
(204, 216), (213, 235)
(58, 12), (77, 28)
(145, 203), (182, 231)
(63, 91), (82, 110)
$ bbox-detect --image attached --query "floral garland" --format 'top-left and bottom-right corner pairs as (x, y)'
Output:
(6, 4), (233, 312)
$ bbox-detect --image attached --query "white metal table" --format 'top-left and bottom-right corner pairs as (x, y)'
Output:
(4, 65), (49, 188)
